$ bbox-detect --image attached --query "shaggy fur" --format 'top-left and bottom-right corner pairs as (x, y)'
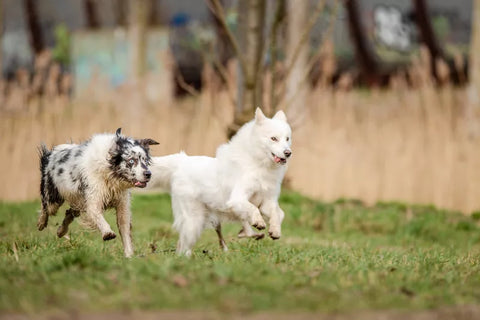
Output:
(148, 108), (292, 256)
(38, 128), (159, 257)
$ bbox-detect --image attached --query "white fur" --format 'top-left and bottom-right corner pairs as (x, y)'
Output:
(148, 108), (292, 256)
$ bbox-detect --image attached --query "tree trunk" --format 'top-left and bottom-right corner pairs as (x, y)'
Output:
(0, 0), (3, 76)
(344, 0), (381, 85)
(114, 0), (127, 27)
(285, 0), (308, 115)
(148, 0), (159, 26)
(269, 0), (285, 114)
(229, 0), (266, 138)
(84, 0), (100, 29)
(471, 0), (480, 88)
(412, 0), (444, 80)
(129, 0), (150, 80)
(468, 0), (480, 107)
(23, 0), (44, 54)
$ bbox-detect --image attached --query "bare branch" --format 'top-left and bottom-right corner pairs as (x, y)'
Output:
(283, 0), (326, 80)
(211, 58), (237, 106)
(206, 0), (248, 79)
(200, 43), (237, 107)
(175, 70), (200, 97)
(280, 0), (339, 112)
(304, 0), (339, 81)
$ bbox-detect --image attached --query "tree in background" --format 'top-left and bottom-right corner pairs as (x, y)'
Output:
(129, 0), (150, 81)
(231, 0), (266, 136)
(209, 0), (333, 136)
(470, 0), (480, 106)
(84, 0), (100, 29)
(23, 0), (44, 54)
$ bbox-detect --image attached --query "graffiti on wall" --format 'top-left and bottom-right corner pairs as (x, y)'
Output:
(374, 5), (413, 52)
(71, 29), (169, 94)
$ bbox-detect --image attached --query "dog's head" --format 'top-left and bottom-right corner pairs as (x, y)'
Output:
(108, 128), (159, 188)
(253, 108), (292, 166)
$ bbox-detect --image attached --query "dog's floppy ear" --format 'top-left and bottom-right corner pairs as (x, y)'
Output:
(138, 138), (160, 150)
(255, 107), (266, 124)
(115, 128), (122, 137)
(273, 110), (287, 122)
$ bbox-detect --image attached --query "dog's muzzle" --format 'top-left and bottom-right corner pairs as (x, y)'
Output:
(134, 170), (151, 188)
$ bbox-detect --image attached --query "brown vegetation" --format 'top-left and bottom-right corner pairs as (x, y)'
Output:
(1, 50), (480, 213)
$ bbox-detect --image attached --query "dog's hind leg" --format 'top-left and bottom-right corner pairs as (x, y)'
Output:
(172, 195), (205, 257)
(37, 207), (49, 231)
(57, 208), (80, 238)
(38, 171), (64, 230)
(214, 223), (228, 252)
(37, 201), (63, 231)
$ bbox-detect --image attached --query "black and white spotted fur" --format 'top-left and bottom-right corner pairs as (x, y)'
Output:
(37, 128), (159, 257)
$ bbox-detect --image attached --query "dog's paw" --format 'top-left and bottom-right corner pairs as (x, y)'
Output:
(237, 228), (248, 238)
(238, 228), (265, 240)
(253, 222), (266, 230)
(102, 232), (117, 241)
(268, 230), (281, 240)
(37, 222), (47, 231)
(254, 233), (265, 240)
(57, 225), (68, 238)
(251, 217), (266, 230)
(37, 218), (48, 231)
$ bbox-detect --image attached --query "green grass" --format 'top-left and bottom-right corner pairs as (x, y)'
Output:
(1, 192), (480, 314)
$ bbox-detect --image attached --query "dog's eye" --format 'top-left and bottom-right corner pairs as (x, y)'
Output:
(128, 159), (135, 165)
(286, 137), (290, 142)
(271, 137), (278, 142)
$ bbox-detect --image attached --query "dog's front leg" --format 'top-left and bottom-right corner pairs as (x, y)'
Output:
(260, 200), (285, 239)
(115, 193), (134, 258)
(237, 222), (265, 240)
(227, 187), (266, 230)
(84, 196), (116, 241)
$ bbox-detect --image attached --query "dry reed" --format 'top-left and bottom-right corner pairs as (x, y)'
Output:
(1, 50), (480, 214)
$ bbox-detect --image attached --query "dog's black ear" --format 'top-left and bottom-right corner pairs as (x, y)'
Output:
(138, 138), (160, 150)
(115, 128), (122, 137)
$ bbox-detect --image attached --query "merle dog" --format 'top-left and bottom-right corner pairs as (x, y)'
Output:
(38, 128), (158, 257)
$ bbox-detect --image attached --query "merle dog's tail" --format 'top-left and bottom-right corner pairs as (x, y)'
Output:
(38, 144), (51, 176)
(38, 143), (52, 202)
(147, 152), (186, 192)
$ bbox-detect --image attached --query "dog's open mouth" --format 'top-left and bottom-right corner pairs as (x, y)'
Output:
(272, 153), (287, 164)
(134, 181), (148, 188)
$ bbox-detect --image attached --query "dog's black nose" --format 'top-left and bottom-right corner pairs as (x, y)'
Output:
(284, 150), (292, 158)
(144, 171), (152, 179)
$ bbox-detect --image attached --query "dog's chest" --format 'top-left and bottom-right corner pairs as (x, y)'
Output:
(247, 173), (282, 206)
(251, 170), (281, 192)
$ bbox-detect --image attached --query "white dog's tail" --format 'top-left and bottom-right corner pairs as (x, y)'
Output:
(147, 152), (186, 192)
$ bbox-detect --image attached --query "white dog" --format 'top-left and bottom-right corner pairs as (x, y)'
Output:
(37, 128), (158, 257)
(148, 108), (292, 256)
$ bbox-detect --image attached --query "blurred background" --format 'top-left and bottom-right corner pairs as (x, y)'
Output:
(1, 0), (479, 213)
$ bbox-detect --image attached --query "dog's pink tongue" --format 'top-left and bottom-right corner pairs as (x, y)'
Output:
(274, 155), (282, 163)
(135, 181), (144, 187)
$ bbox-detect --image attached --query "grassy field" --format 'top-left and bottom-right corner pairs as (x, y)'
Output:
(1, 192), (480, 316)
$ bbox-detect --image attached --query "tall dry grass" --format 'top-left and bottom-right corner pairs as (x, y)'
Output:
(1, 51), (480, 213)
